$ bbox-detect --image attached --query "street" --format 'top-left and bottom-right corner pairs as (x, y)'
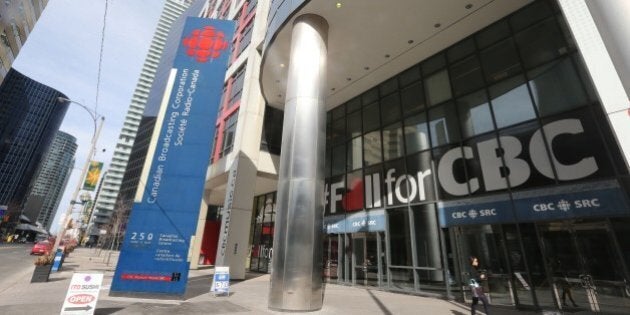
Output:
(0, 243), (37, 294)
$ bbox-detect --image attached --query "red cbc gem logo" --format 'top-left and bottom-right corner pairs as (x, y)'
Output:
(182, 26), (229, 63)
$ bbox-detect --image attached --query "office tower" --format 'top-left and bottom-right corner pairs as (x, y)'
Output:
(0, 0), (49, 83)
(21, 131), (77, 231)
(0, 68), (68, 232)
(90, 0), (196, 229)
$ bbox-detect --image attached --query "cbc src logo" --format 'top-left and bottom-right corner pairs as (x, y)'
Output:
(182, 26), (229, 63)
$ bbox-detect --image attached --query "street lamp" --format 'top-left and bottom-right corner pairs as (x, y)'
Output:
(52, 97), (105, 254)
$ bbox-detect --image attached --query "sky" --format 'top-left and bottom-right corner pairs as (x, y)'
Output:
(13, 0), (166, 233)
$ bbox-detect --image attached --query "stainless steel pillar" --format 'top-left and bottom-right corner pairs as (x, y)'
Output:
(268, 14), (328, 312)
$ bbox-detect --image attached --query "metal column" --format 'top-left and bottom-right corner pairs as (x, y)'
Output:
(268, 14), (328, 312)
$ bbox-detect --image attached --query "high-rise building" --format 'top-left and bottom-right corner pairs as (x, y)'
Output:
(90, 0), (197, 229)
(0, 0), (49, 83)
(0, 68), (69, 233)
(21, 131), (77, 231)
(193, 0), (630, 313)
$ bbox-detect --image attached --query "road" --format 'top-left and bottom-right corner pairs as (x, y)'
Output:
(0, 243), (37, 293)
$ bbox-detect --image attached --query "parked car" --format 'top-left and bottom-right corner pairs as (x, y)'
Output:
(30, 241), (52, 255)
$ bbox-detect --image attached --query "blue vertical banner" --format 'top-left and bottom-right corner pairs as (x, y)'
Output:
(111, 17), (234, 295)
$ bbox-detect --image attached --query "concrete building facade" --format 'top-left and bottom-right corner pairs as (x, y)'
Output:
(0, 0), (48, 83)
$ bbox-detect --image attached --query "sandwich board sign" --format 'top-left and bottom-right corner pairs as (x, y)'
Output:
(210, 266), (230, 296)
(60, 273), (103, 315)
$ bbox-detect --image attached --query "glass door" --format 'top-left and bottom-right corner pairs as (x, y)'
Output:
(323, 234), (339, 281)
(539, 220), (630, 313)
(352, 232), (379, 286)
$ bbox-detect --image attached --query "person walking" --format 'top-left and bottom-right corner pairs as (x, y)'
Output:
(469, 256), (490, 315)
(470, 279), (490, 315)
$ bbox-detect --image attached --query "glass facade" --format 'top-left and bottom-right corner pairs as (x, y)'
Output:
(0, 68), (69, 231)
(250, 1), (630, 312)
(249, 192), (276, 273)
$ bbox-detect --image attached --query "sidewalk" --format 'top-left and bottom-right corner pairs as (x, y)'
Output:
(0, 248), (576, 314)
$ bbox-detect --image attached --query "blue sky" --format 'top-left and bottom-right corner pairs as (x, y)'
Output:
(13, 0), (165, 233)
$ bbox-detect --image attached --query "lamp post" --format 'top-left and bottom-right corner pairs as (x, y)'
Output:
(52, 97), (105, 254)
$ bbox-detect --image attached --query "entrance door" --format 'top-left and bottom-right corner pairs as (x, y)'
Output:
(352, 232), (379, 286)
(539, 220), (630, 313)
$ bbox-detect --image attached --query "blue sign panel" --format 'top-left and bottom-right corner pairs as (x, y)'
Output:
(111, 17), (234, 295)
(438, 197), (515, 228)
(323, 209), (386, 234)
(438, 181), (630, 227)
(513, 187), (629, 222)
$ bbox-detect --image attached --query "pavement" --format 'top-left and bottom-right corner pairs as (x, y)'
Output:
(0, 248), (604, 315)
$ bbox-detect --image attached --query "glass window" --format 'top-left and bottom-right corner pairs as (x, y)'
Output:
(347, 136), (362, 171)
(260, 106), (284, 155)
(325, 145), (331, 177)
(331, 118), (345, 144)
(380, 77), (398, 96)
(480, 38), (521, 83)
(557, 15), (576, 52)
(382, 122), (404, 161)
(363, 130), (382, 166)
(347, 97), (361, 113)
(424, 69), (452, 106)
(428, 101), (460, 147)
(381, 92), (401, 125)
(412, 204), (441, 268)
(332, 104), (345, 120)
(515, 18), (567, 69)
(404, 112), (430, 154)
(528, 58), (588, 117)
(498, 121), (555, 189)
(510, 0), (553, 32)
(450, 55), (484, 96)
(447, 37), (475, 63)
(344, 169), (364, 211)
(422, 53), (446, 76)
(364, 164), (383, 209)
(363, 102), (380, 132)
(332, 144), (346, 176)
(489, 75), (536, 128)
(406, 151), (436, 202)
(401, 81), (425, 114)
(384, 158), (407, 207)
(457, 90), (494, 138)
(388, 208), (412, 266)
(342, 108), (360, 138)
(475, 20), (510, 49)
(362, 88), (379, 105)
(400, 65), (421, 87)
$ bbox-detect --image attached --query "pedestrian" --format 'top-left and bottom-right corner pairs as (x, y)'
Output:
(469, 256), (490, 315)
(469, 279), (489, 315)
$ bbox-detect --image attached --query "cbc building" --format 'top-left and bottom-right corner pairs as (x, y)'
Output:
(197, 0), (630, 312)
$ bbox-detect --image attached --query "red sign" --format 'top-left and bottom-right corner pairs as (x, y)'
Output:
(121, 273), (171, 281)
(67, 294), (95, 304)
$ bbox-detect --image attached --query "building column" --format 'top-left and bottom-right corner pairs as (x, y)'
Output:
(558, 0), (630, 170)
(189, 199), (208, 269)
(584, 0), (630, 98)
(268, 14), (328, 312)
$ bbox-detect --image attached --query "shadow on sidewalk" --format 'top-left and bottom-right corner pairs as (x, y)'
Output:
(94, 307), (124, 315)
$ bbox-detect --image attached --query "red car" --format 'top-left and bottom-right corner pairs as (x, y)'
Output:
(30, 241), (52, 255)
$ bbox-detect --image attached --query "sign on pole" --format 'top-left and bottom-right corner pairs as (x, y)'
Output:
(60, 273), (103, 315)
(210, 266), (230, 296)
